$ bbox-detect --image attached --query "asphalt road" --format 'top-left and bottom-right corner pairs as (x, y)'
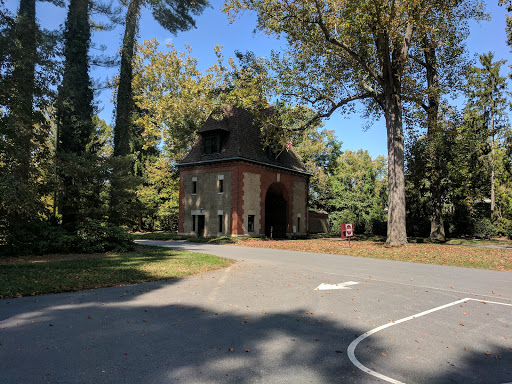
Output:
(1, 240), (511, 384)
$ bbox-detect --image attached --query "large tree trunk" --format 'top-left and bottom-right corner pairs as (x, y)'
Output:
(423, 38), (445, 242)
(384, 91), (408, 246)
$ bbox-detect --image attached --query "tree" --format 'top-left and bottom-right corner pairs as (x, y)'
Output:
(328, 150), (388, 235)
(110, 0), (209, 225)
(224, 0), (482, 245)
(404, 5), (479, 241)
(56, 0), (96, 229)
(465, 52), (509, 216)
(113, 0), (209, 156)
(0, 0), (60, 240)
(293, 127), (342, 212)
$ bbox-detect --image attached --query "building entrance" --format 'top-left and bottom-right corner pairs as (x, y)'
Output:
(265, 183), (288, 238)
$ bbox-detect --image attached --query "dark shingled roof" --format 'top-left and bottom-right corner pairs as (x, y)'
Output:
(179, 106), (308, 174)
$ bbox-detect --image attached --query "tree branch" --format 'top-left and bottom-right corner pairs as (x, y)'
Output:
(284, 91), (376, 132)
(312, 0), (384, 88)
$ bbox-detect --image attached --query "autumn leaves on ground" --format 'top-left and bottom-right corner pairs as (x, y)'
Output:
(233, 239), (512, 272)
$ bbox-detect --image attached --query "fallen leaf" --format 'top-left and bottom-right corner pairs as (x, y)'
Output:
(228, 348), (235, 352)
(459, 323), (464, 326)
(485, 351), (491, 356)
(245, 349), (250, 352)
(382, 353), (386, 356)
(290, 338), (295, 341)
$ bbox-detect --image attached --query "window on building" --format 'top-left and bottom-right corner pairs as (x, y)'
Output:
(204, 135), (220, 154)
(192, 215), (196, 232)
(248, 215), (255, 232)
(218, 179), (223, 193)
(297, 217), (300, 233)
(192, 180), (197, 194)
(218, 214), (223, 233)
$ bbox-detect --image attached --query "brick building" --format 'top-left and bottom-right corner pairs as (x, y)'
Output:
(177, 106), (310, 238)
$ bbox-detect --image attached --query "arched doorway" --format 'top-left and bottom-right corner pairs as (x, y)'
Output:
(265, 183), (288, 238)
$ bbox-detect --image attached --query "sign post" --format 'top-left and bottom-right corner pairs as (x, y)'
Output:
(340, 222), (354, 246)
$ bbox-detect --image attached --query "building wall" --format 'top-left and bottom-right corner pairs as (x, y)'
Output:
(309, 211), (330, 233)
(292, 180), (307, 234)
(242, 172), (261, 235)
(179, 166), (233, 237)
(179, 160), (309, 237)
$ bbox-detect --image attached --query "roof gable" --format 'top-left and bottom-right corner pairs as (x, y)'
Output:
(179, 106), (307, 174)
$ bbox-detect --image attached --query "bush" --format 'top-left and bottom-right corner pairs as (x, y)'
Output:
(76, 219), (133, 253)
(2, 219), (133, 256)
(493, 217), (512, 237)
(473, 218), (495, 239)
(2, 221), (70, 255)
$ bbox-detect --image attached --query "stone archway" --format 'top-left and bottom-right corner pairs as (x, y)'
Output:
(265, 183), (288, 238)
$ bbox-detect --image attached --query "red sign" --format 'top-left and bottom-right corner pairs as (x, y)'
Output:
(340, 223), (354, 239)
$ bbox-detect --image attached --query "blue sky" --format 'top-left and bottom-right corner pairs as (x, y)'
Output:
(5, 0), (511, 157)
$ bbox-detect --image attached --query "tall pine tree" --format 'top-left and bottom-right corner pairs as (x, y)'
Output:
(110, 0), (208, 226)
(56, 0), (95, 230)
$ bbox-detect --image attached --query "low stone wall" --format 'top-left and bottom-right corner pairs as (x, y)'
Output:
(309, 211), (329, 233)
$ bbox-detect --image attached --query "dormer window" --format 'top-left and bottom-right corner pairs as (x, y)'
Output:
(204, 135), (220, 154)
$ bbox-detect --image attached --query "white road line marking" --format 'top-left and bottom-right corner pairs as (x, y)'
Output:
(347, 298), (512, 384)
(323, 271), (512, 301)
(314, 281), (359, 290)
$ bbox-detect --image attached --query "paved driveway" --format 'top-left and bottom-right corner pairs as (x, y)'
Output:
(1, 240), (510, 383)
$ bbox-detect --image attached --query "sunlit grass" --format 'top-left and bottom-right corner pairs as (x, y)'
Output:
(0, 246), (233, 299)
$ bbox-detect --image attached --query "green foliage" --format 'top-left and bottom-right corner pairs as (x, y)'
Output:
(136, 157), (180, 231)
(327, 150), (388, 236)
(0, 0), (59, 241)
(473, 218), (496, 240)
(108, 154), (143, 227)
(56, 0), (96, 230)
(2, 218), (133, 256)
(76, 218), (133, 253)
(293, 127), (342, 211)
(493, 217), (512, 237)
(2, 220), (69, 256)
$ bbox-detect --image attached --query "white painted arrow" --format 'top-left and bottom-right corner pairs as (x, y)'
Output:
(315, 281), (359, 290)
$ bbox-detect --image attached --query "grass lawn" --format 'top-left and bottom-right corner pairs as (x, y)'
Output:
(233, 238), (512, 272)
(0, 245), (233, 299)
(129, 232), (189, 241)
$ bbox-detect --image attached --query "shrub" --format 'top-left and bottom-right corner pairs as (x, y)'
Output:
(2, 221), (70, 255)
(493, 217), (512, 237)
(2, 219), (133, 256)
(76, 219), (133, 253)
(473, 218), (495, 239)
